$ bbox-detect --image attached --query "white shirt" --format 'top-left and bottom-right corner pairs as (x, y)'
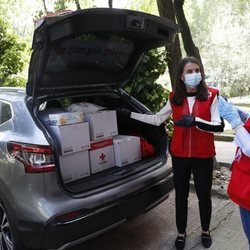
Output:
(131, 95), (221, 130)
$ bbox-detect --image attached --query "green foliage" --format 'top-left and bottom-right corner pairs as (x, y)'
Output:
(165, 115), (174, 138)
(53, 0), (94, 11)
(125, 49), (169, 113)
(184, 0), (250, 98)
(0, 17), (27, 87)
(54, 0), (68, 10)
(127, 0), (158, 15)
(2, 76), (26, 87)
(229, 76), (250, 97)
(78, 0), (95, 8)
(124, 48), (174, 137)
(0, 0), (249, 98)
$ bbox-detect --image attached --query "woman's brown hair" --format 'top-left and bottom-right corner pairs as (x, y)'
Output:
(171, 56), (208, 105)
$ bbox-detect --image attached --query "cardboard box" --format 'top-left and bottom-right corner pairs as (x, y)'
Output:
(113, 135), (141, 167)
(49, 111), (84, 125)
(50, 122), (90, 155)
(89, 138), (115, 173)
(84, 110), (118, 141)
(59, 150), (90, 183)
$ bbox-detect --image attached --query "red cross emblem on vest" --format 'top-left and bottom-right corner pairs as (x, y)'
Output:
(100, 153), (106, 161)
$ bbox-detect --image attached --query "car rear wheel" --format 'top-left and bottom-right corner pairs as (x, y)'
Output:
(0, 202), (27, 250)
(0, 203), (14, 250)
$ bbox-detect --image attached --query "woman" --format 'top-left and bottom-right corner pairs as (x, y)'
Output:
(121, 56), (224, 249)
(218, 96), (250, 249)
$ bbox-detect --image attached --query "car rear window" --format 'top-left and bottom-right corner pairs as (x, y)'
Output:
(0, 101), (12, 124)
(45, 34), (134, 74)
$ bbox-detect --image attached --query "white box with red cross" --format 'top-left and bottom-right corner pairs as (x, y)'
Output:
(89, 138), (115, 174)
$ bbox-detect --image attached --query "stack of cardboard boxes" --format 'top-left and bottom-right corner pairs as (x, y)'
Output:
(86, 110), (117, 174)
(49, 112), (91, 183)
(48, 108), (141, 183)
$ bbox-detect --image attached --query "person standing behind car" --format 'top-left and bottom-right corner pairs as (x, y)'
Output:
(218, 96), (250, 249)
(118, 56), (224, 249)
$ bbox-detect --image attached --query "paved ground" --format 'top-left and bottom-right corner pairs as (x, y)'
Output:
(73, 192), (247, 250)
(71, 140), (249, 250)
(215, 140), (236, 165)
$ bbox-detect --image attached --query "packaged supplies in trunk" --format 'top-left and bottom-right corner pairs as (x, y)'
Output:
(85, 110), (118, 141)
(49, 111), (84, 125)
(50, 122), (90, 155)
(67, 102), (105, 114)
(59, 150), (90, 183)
(89, 138), (115, 173)
(113, 135), (141, 167)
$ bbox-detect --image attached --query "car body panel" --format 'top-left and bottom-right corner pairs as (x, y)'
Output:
(0, 86), (174, 250)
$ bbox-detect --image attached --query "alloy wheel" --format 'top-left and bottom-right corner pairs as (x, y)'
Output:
(0, 204), (13, 250)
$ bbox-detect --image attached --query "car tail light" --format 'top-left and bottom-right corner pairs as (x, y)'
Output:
(7, 142), (55, 173)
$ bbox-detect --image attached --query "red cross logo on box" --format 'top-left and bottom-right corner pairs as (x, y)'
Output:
(100, 153), (106, 161)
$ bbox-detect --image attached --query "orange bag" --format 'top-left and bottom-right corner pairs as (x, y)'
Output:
(129, 132), (156, 158)
(140, 137), (156, 158)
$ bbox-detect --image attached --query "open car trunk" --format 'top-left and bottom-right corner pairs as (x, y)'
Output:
(28, 8), (179, 194)
(38, 89), (168, 193)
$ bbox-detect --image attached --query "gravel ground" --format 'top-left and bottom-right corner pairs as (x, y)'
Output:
(214, 164), (231, 186)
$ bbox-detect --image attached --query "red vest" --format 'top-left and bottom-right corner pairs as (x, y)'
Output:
(227, 118), (250, 210)
(170, 87), (218, 158)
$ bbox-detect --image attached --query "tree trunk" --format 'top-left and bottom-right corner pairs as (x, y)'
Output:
(157, 0), (182, 90)
(75, 0), (81, 10)
(174, 0), (204, 72)
(42, 0), (48, 15)
(109, 0), (113, 8)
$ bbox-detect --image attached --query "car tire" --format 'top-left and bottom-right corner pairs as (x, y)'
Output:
(0, 201), (26, 250)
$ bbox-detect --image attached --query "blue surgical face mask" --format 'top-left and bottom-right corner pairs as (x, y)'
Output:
(184, 72), (202, 88)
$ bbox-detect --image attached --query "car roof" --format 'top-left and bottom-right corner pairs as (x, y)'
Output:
(0, 87), (26, 102)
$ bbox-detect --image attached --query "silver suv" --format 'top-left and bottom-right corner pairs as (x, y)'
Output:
(0, 8), (179, 250)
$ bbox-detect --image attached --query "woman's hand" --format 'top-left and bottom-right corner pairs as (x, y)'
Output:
(174, 115), (196, 127)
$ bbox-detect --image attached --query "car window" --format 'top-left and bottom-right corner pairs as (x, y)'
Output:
(45, 34), (134, 74)
(0, 101), (12, 125)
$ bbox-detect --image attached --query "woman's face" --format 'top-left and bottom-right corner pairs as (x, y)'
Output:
(181, 62), (201, 92)
(181, 62), (200, 81)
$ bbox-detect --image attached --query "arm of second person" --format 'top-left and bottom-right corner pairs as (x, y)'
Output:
(130, 100), (172, 126)
(234, 125), (250, 157)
